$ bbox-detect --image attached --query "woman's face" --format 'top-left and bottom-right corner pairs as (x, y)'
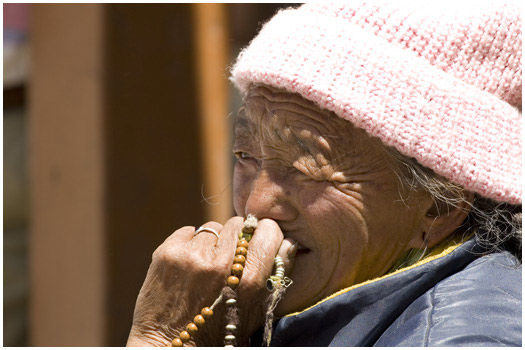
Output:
(233, 85), (430, 315)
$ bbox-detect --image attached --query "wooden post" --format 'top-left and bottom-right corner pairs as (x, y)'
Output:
(29, 4), (106, 346)
(193, 3), (232, 223)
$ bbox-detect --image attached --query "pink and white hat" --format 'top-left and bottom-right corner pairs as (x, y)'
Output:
(231, 1), (522, 204)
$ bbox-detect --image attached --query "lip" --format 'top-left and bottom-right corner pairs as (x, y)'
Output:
(281, 226), (312, 253)
(296, 244), (311, 255)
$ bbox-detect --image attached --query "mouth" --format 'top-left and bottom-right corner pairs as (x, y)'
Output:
(296, 243), (311, 255)
(281, 227), (311, 255)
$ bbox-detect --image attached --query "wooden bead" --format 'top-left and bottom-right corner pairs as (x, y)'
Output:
(186, 322), (198, 335)
(194, 314), (206, 327)
(231, 263), (244, 276)
(179, 331), (191, 343)
(171, 338), (183, 347)
(201, 307), (213, 319)
(233, 254), (246, 265)
(227, 275), (240, 287)
(235, 246), (248, 256)
(237, 239), (249, 248)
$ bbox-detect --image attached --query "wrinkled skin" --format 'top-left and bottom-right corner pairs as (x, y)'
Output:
(232, 86), (435, 314)
(127, 85), (438, 346)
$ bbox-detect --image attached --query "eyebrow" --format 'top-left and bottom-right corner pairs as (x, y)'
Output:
(233, 111), (256, 135)
(292, 133), (313, 155)
(233, 106), (327, 158)
(233, 115), (250, 130)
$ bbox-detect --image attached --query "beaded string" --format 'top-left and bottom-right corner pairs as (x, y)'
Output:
(171, 215), (258, 347)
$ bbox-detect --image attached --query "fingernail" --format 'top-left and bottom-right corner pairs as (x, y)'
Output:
(288, 241), (299, 259)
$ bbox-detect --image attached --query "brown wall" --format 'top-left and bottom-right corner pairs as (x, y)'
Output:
(103, 4), (206, 345)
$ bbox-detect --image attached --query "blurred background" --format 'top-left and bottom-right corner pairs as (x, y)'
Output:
(3, 3), (295, 346)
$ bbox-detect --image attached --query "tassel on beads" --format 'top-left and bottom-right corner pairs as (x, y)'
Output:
(262, 255), (293, 346)
(262, 281), (287, 346)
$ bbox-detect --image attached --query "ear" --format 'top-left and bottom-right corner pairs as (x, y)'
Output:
(409, 191), (474, 249)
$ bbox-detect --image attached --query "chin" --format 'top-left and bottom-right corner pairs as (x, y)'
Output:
(272, 251), (323, 316)
(273, 276), (317, 317)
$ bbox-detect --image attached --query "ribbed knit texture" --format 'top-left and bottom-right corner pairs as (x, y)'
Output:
(231, 0), (522, 204)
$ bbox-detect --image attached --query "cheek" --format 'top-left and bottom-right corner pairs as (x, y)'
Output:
(297, 185), (371, 284)
(233, 164), (252, 216)
(299, 183), (368, 249)
(299, 184), (366, 230)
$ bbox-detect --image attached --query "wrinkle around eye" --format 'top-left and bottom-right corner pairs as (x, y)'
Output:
(293, 157), (331, 182)
(328, 170), (348, 183)
(235, 155), (261, 169)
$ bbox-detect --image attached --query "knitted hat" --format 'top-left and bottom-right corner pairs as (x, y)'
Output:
(231, 1), (522, 204)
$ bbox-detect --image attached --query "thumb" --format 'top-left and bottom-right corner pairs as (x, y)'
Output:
(276, 238), (298, 278)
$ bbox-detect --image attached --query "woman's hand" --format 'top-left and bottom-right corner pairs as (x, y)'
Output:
(126, 216), (297, 347)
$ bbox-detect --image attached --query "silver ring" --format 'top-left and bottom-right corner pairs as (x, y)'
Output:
(195, 226), (220, 238)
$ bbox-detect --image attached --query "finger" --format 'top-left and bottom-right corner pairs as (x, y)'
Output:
(216, 216), (244, 251)
(242, 218), (284, 288)
(152, 226), (195, 262)
(163, 225), (196, 244)
(192, 221), (223, 244)
(276, 237), (298, 278)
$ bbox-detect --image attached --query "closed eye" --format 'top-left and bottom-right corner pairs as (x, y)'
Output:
(234, 151), (256, 163)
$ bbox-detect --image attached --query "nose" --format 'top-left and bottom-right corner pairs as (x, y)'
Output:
(244, 169), (297, 222)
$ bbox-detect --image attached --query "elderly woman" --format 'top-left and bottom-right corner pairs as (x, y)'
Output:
(127, 1), (521, 347)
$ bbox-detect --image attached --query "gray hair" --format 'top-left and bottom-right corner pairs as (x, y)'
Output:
(388, 149), (522, 262)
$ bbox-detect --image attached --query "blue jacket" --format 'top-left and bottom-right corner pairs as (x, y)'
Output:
(257, 238), (522, 346)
